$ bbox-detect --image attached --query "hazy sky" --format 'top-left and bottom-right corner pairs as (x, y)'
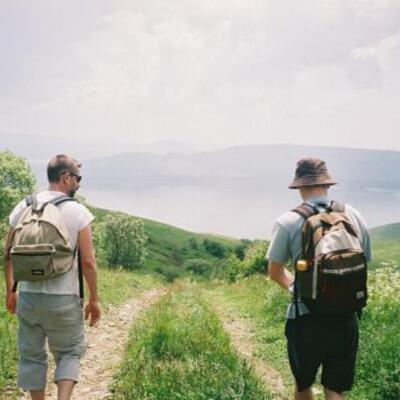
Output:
(1, 0), (400, 151)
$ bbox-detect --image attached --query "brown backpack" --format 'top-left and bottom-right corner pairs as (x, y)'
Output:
(10, 194), (84, 303)
(292, 201), (368, 315)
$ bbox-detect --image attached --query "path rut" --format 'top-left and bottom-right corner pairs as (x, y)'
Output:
(19, 288), (165, 400)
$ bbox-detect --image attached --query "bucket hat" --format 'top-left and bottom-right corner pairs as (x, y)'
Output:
(289, 157), (337, 189)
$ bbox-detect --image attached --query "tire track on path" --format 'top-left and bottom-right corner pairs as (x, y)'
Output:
(20, 288), (165, 400)
(208, 291), (287, 400)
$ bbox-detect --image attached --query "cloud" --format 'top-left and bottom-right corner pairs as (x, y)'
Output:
(0, 0), (399, 150)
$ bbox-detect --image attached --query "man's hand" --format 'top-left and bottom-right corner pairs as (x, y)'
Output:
(6, 292), (17, 314)
(85, 300), (102, 327)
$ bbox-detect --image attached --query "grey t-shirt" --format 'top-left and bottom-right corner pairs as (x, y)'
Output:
(9, 190), (94, 296)
(266, 196), (371, 319)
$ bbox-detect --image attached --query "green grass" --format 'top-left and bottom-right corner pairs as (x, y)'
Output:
(207, 267), (400, 400)
(370, 240), (400, 269)
(348, 266), (400, 400)
(206, 276), (293, 398)
(0, 268), (162, 396)
(112, 282), (273, 399)
(370, 223), (400, 241)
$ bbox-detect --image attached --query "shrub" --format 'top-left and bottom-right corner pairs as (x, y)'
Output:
(203, 239), (225, 258)
(242, 240), (268, 276)
(188, 237), (198, 250)
(234, 239), (252, 261)
(183, 258), (213, 277)
(101, 213), (148, 269)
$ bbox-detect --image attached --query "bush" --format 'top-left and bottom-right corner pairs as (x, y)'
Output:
(188, 237), (198, 250)
(100, 213), (148, 269)
(226, 241), (268, 281)
(183, 258), (213, 277)
(203, 239), (225, 258)
(242, 240), (268, 276)
(234, 239), (252, 261)
(154, 265), (181, 283)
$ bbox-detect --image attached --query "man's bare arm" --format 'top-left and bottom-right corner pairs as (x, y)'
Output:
(4, 228), (17, 314)
(79, 223), (101, 326)
(268, 260), (294, 291)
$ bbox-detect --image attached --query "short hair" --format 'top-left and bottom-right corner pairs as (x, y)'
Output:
(47, 154), (82, 183)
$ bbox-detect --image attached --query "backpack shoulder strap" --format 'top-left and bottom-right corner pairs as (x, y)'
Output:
(328, 200), (345, 213)
(50, 195), (77, 207)
(25, 194), (38, 210)
(291, 203), (319, 220)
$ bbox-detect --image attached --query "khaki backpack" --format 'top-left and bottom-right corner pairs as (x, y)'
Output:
(10, 195), (78, 282)
(292, 201), (368, 315)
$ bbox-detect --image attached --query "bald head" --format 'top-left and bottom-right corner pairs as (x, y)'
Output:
(47, 154), (81, 183)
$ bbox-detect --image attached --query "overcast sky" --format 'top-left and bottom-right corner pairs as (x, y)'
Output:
(1, 0), (399, 151)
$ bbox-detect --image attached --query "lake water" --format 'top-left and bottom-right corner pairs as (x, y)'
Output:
(81, 183), (400, 239)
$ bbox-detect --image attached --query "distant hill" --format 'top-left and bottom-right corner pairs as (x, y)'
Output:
(26, 143), (400, 238)
(81, 144), (400, 191)
(370, 223), (400, 241)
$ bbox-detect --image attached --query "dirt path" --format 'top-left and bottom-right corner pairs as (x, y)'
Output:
(20, 288), (165, 400)
(209, 294), (287, 399)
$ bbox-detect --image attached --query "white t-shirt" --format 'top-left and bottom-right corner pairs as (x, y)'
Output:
(9, 190), (95, 296)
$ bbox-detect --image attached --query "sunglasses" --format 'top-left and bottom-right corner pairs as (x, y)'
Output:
(70, 172), (82, 183)
(62, 171), (82, 183)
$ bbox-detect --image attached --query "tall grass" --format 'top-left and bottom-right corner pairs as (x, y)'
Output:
(112, 282), (273, 399)
(349, 265), (400, 400)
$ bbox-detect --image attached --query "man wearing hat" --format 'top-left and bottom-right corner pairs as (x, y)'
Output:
(267, 158), (371, 400)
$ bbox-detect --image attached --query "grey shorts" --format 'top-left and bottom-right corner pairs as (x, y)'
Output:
(17, 292), (85, 391)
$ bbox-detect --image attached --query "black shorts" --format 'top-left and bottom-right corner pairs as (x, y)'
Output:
(285, 313), (359, 393)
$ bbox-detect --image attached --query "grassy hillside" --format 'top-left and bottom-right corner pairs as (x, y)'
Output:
(370, 222), (400, 241)
(89, 206), (238, 276)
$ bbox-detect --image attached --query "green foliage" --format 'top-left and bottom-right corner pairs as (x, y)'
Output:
(188, 237), (198, 250)
(242, 240), (268, 275)
(0, 151), (36, 254)
(234, 239), (252, 261)
(183, 258), (213, 277)
(154, 265), (181, 283)
(348, 265), (400, 400)
(203, 239), (226, 258)
(89, 206), (238, 274)
(112, 284), (272, 399)
(100, 213), (148, 269)
(0, 151), (36, 222)
(227, 241), (268, 281)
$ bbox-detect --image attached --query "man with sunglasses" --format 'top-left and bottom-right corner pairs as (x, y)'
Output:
(4, 154), (101, 400)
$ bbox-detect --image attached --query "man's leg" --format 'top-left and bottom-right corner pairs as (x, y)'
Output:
(17, 295), (48, 396)
(324, 387), (344, 400)
(44, 295), (85, 400)
(57, 379), (76, 400)
(295, 387), (313, 400)
(285, 316), (322, 400)
(29, 391), (45, 400)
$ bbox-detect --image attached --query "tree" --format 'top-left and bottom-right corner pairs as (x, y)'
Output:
(0, 151), (36, 254)
(101, 213), (148, 269)
(0, 151), (36, 222)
